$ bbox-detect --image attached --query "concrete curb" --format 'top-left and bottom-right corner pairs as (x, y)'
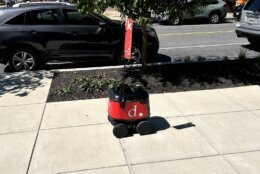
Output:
(52, 55), (259, 73)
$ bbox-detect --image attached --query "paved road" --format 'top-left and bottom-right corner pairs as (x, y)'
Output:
(154, 22), (260, 61)
(1, 21), (260, 73)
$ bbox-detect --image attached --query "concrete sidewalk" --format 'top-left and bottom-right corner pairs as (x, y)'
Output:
(1, 71), (260, 174)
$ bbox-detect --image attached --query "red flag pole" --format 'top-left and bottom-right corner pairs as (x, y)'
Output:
(124, 17), (134, 60)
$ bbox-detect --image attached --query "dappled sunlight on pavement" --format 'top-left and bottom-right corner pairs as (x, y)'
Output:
(0, 71), (53, 106)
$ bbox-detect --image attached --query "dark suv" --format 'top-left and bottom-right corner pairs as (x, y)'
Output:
(0, 4), (159, 71)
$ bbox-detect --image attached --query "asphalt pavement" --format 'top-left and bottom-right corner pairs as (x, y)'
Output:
(1, 21), (260, 73)
(154, 22), (259, 61)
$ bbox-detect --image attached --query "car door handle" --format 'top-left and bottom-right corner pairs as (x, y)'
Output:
(66, 31), (78, 36)
(30, 30), (37, 35)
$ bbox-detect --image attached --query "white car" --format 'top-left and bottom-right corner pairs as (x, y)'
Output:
(236, 0), (260, 46)
(12, 1), (75, 8)
(154, 0), (228, 25)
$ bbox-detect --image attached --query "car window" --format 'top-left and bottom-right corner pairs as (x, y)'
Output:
(244, 0), (260, 11)
(5, 13), (25, 25)
(63, 9), (99, 25)
(26, 9), (60, 25)
(92, 13), (113, 23)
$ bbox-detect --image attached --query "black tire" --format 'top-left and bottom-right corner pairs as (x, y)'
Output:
(136, 121), (151, 135)
(170, 17), (181, 25)
(248, 37), (260, 46)
(8, 47), (39, 72)
(115, 45), (142, 65)
(209, 13), (220, 24)
(113, 124), (128, 138)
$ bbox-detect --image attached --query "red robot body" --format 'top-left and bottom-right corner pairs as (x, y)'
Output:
(108, 85), (151, 138)
(108, 100), (150, 121)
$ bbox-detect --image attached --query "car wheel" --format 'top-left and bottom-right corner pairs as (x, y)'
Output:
(209, 13), (220, 24)
(8, 48), (38, 72)
(170, 17), (181, 25)
(118, 45), (142, 64)
(248, 37), (260, 46)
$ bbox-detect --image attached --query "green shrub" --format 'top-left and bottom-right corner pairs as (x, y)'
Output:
(74, 75), (119, 93)
(95, 72), (107, 79)
(55, 87), (72, 95)
(184, 56), (191, 63)
(238, 49), (247, 60)
(74, 77), (90, 84)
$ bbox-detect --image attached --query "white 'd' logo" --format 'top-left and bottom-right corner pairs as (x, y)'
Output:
(128, 105), (143, 117)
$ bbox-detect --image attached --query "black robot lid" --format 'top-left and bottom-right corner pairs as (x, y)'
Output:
(109, 85), (149, 102)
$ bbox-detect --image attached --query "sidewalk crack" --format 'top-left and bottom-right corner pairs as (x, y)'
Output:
(222, 155), (242, 174)
(119, 139), (134, 174)
(26, 102), (47, 174)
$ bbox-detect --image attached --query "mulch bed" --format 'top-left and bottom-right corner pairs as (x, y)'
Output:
(47, 59), (260, 102)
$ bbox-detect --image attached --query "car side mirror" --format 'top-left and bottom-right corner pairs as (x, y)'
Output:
(99, 21), (107, 27)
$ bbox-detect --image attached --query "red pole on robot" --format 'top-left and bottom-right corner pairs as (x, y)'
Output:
(124, 17), (133, 60)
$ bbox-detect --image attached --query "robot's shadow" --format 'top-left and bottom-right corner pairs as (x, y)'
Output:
(125, 116), (171, 137)
(149, 116), (171, 134)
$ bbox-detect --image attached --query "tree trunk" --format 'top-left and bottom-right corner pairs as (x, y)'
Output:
(141, 22), (148, 66)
